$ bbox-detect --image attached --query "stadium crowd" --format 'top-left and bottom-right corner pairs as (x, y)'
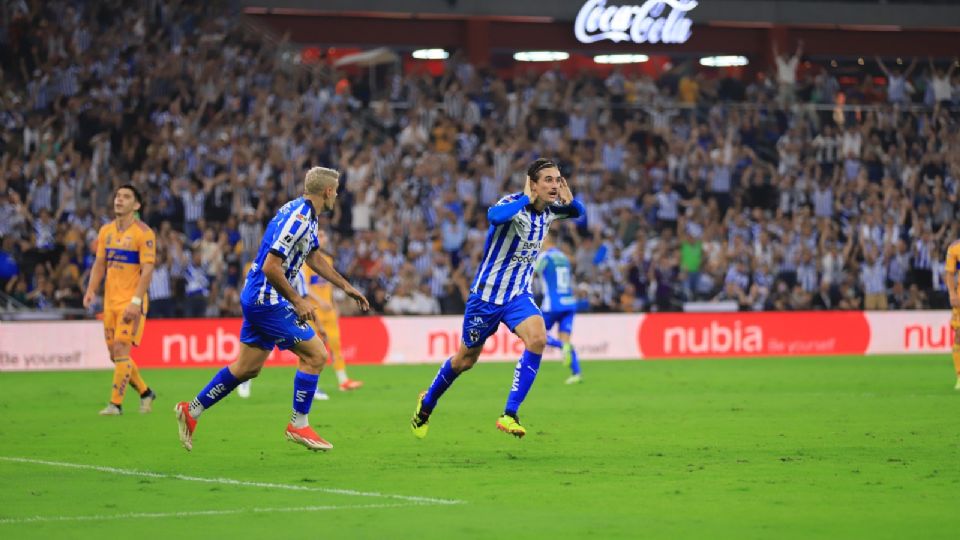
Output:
(1, 1), (959, 317)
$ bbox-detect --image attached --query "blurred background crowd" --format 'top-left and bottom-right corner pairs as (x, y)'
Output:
(1, 0), (958, 317)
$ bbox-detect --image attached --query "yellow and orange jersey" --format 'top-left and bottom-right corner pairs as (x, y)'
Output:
(96, 220), (156, 311)
(301, 252), (335, 313)
(946, 240), (960, 275)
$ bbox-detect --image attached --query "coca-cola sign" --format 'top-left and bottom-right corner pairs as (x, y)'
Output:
(574, 0), (698, 45)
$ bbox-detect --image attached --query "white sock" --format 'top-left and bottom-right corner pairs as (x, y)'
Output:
(336, 370), (348, 384)
(188, 398), (204, 419)
(291, 411), (309, 428)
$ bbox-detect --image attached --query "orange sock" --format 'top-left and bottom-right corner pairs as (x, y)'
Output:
(952, 344), (960, 378)
(110, 358), (133, 406)
(128, 358), (148, 396)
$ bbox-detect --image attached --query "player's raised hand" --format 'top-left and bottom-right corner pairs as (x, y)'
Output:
(523, 176), (536, 204)
(345, 285), (370, 312)
(558, 176), (574, 205)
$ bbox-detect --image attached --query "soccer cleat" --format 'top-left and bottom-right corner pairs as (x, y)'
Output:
(285, 423), (333, 451)
(237, 380), (251, 399)
(99, 403), (122, 416)
(565, 374), (583, 385)
(313, 388), (330, 401)
(139, 390), (157, 413)
(338, 379), (364, 391)
(955, 377), (960, 390)
(496, 414), (526, 438)
(174, 402), (197, 451)
(410, 391), (429, 439)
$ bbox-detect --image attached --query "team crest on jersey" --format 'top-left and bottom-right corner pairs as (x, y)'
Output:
(146, 239), (154, 248)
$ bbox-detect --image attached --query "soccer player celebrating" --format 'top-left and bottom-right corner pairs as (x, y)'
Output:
(236, 230), (362, 401)
(536, 234), (583, 384)
(944, 240), (960, 389)
(175, 167), (369, 452)
(410, 158), (584, 438)
(84, 185), (158, 416)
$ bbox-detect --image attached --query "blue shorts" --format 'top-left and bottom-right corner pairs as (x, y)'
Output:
(239, 301), (315, 351)
(543, 309), (575, 334)
(462, 293), (542, 349)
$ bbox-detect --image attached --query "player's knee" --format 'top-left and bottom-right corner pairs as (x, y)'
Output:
(302, 347), (328, 370)
(110, 342), (129, 359)
(525, 333), (547, 353)
(237, 365), (262, 381)
(452, 351), (479, 373)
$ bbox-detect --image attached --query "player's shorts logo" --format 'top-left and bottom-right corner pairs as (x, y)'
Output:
(468, 328), (481, 344)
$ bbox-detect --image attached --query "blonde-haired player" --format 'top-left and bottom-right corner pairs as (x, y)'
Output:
(176, 166), (369, 452)
(236, 230), (363, 400)
(944, 240), (960, 389)
(83, 184), (158, 415)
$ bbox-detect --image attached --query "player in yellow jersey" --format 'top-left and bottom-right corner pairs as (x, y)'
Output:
(235, 229), (362, 400)
(303, 229), (363, 393)
(83, 185), (158, 415)
(944, 240), (960, 390)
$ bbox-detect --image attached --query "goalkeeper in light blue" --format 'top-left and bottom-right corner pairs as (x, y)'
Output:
(536, 234), (582, 384)
(410, 159), (584, 439)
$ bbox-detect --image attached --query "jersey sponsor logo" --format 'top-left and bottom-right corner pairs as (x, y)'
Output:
(105, 248), (140, 264)
(511, 254), (537, 264)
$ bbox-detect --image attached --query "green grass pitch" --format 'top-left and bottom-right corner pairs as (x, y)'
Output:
(1, 355), (959, 539)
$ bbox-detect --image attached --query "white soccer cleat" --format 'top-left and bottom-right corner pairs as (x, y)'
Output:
(99, 403), (122, 416)
(237, 380), (251, 399)
(564, 374), (583, 385)
(313, 388), (329, 401)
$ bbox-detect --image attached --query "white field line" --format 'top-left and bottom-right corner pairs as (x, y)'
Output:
(0, 503), (416, 525)
(0, 456), (464, 506)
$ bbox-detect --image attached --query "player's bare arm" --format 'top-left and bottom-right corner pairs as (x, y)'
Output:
(83, 237), (107, 308)
(262, 252), (316, 322)
(123, 262), (154, 323)
(306, 250), (369, 311)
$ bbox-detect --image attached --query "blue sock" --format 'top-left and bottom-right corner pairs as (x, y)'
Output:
(504, 350), (542, 417)
(194, 367), (240, 410)
(422, 358), (458, 413)
(570, 347), (581, 376)
(546, 336), (564, 349)
(293, 370), (319, 415)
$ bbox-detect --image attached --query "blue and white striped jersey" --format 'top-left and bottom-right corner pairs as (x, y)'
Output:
(240, 197), (319, 306)
(470, 192), (584, 305)
(536, 247), (577, 313)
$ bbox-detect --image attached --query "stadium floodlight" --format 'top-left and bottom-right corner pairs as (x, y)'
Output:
(699, 55), (749, 67)
(412, 49), (449, 60)
(593, 54), (649, 64)
(513, 51), (570, 62)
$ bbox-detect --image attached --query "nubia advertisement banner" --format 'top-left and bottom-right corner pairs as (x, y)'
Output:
(0, 311), (953, 371)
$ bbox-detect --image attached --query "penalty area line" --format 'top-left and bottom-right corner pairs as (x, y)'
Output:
(0, 503), (419, 525)
(0, 456), (465, 506)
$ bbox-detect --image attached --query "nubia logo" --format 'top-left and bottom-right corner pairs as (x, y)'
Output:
(162, 328), (239, 363)
(663, 321), (763, 354)
(903, 323), (954, 350)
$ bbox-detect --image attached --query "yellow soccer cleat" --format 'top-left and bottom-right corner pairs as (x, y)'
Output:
(495, 414), (526, 438)
(411, 391), (430, 439)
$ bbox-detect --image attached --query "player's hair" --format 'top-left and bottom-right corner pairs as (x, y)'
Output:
(116, 184), (144, 211)
(527, 158), (557, 182)
(304, 166), (340, 195)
